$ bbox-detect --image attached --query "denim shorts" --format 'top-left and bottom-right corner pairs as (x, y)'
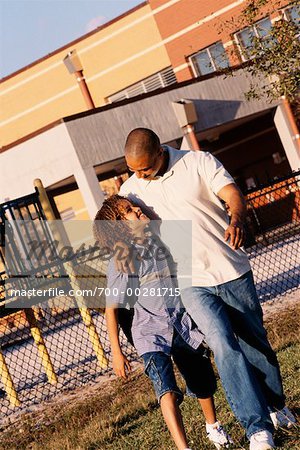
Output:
(142, 331), (217, 403)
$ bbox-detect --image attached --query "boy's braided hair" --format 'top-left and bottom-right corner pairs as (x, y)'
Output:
(93, 195), (134, 250)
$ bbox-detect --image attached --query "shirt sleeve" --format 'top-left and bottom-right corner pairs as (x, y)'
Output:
(119, 182), (139, 205)
(106, 259), (129, 306)
(198, 152), (235, 195)
(118, 183), (128, 197)
(106, 259), (140, 308)
(119, 179), (135, 198)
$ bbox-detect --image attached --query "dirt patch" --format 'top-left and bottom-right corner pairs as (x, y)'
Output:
(262, 289), (299, 320)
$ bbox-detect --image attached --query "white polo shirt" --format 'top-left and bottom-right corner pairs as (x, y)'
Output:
(120, 146), (251, 286)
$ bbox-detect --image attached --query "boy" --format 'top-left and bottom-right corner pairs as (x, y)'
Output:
(93, 195), (233, 450)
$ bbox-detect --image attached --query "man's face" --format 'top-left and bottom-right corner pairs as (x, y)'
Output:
(126, 147), (164, 180)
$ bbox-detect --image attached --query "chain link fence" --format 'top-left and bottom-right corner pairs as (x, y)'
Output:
(244, 171), (300, 302)
(0, 171), (299, 422)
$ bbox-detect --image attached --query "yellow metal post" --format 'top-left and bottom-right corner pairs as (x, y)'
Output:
(79, 307), (108, 368)
(34, 179), (108, 369)
(24, 308), (58, 384)
(0, 348), (21, 407)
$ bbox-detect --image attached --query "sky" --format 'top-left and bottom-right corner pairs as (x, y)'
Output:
(0, 0), (142, 78)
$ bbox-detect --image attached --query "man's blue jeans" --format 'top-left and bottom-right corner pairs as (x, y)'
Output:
(182, 271), (284, 438)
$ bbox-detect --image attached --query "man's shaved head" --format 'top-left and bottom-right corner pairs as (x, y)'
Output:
(125, 128), (160, 158)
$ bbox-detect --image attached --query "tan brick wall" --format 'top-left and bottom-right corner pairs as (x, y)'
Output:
(0, 4), (171, 147)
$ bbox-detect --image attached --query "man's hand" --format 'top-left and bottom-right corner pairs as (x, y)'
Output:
(113, 241), (135, 273)
(218, 183), (247, 250)
(112, 352), (131, 379)
(224, 219), (245, 250)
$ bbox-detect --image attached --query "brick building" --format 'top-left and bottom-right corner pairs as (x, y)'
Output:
(0, 0), (299, 219)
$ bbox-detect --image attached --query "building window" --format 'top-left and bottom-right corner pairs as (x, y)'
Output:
(283, 4), (300, 27)
(283, 4), (300, 39)
(108, 67), (177, 103)
(190, 42), (230, 76)
(234, 17), (273, 61)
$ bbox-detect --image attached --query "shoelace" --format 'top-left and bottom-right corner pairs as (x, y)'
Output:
(207, 426), (247, 449)
(208, 426), (231, 445)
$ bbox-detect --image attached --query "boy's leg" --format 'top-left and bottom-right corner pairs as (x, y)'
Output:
(172, 337), (217, 421)
(172, 336), (233, 449)
(197, 397), (217, 424)
(142, 351), (190, 450)
(160, 392), (189, 450)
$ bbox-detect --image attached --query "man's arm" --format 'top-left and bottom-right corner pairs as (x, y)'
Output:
(105, 307), (131, 379)
(217, 183), (247, 250)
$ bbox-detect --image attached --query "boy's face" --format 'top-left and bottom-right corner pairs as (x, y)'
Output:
(118, 199), (150, 224)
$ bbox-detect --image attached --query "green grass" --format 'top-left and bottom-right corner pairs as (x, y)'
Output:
(0, 305), (299, 450)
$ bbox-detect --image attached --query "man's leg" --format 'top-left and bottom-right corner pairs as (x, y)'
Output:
(218, 271), (285, 411)
(181, 286), (274, 439)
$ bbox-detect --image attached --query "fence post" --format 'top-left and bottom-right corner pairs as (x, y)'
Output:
(24, 308), (58, 384)
(0, 348), (21, 407)
(34, 179), (108, 370)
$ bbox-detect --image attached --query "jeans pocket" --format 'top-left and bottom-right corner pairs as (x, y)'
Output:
(144, 356), (163, 392)
(229, 271), (261, 312)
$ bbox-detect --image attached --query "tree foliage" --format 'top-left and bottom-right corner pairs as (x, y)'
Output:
(224, 1), (300, 102)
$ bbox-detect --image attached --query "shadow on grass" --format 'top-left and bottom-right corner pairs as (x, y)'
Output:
(114, 401), (158, 429)
(99, 401), (159, 446)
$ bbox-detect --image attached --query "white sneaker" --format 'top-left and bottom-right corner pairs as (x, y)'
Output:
(270, 406), (296, 429)
(206, 422), (233, 449)
(249, 430), (275, 450)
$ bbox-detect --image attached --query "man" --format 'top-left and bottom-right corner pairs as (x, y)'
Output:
(119, 128), (296, 450)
